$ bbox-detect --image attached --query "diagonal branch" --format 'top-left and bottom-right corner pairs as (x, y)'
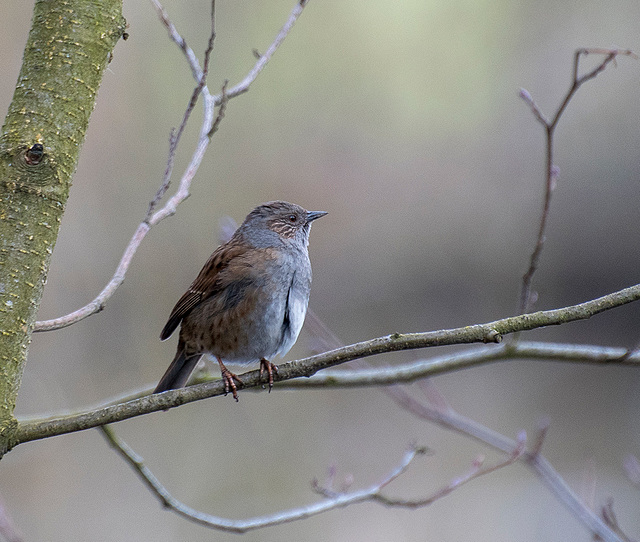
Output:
(12, 340), (634, 442)
(14, 340), (639, 437)
(13, 281), (640, 447)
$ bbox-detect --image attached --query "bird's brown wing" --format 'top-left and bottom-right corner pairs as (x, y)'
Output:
(159, 242), (250, 340)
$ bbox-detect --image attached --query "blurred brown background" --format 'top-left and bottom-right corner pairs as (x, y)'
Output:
(1, 0), (639, 540)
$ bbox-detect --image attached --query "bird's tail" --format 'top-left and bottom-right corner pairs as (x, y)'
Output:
(153, 348), (201, 394)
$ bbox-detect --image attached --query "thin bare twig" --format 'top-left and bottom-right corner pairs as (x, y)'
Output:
(211, 0), (309, 105)
(33, 0), (310, 332)
(34, 0), (215, 332)
(386, 387), (624, 542)
(371, 435), (526, 509)
(100, 425), (428, 533)
(33, 222), (152, 332)
(600, 499), (636, 542)
(150, 0), (204, 81)
(278, 341), (640, 389)
(146, 0), (218, 219)
(101, 423), (520, 533)
(311, 445), (424, 500)
(207, 80), (228, 138)
(517, 48), (636, 316)
(417, 378), (453, 413)
(300, 311), (626, 542)
(529, 416), (550, 458)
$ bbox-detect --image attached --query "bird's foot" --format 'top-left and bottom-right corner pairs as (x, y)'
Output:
(260, 358), (279, 392)
(217, 359), (243, 401)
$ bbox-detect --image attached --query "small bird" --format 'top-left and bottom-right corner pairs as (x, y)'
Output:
(154, 201), (326, 400)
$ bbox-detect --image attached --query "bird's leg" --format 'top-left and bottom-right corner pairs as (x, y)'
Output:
(216, 357), (243, 401)
(259, 358), (279, 391)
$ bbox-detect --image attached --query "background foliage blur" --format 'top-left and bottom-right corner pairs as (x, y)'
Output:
(1, 1), (639, 540)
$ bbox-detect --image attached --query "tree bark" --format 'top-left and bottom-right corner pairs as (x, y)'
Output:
(0, 0), (126, 455)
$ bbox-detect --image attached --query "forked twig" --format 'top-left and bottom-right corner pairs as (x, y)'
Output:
(100, 424), (521, 533)
(370, 436), (526, 508)
(517, 48), (636, 316)
(146, 0), (218, 219)
(100, 424), (420, 533)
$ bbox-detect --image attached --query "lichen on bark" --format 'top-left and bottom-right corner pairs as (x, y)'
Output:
(0, 0), (126, 455)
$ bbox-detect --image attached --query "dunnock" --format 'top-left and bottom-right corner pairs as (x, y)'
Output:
(154, 201), (326, 400)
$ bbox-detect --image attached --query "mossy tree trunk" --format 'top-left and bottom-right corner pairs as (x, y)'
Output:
(0, 0), (126, 455)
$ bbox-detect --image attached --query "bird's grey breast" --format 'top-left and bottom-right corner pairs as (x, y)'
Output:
(277, 248), (311, 358)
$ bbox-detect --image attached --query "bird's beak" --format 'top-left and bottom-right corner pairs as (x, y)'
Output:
(306, 210), (328, 223)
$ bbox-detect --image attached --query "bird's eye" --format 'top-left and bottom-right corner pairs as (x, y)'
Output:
(287, 214), (297, 223)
